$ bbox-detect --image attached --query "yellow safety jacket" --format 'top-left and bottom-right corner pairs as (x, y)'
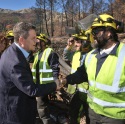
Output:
(85, 42), (125, 119)
(32, 48), (54, 84)
(67, 51), (88, 100)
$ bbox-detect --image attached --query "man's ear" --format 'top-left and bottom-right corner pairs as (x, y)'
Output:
(18, 37), (25, 47)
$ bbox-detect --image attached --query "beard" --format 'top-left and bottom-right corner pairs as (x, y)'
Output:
(93, 33), (108, 49)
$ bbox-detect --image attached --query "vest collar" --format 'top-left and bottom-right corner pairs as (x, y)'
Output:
(92, 42), (120, 56)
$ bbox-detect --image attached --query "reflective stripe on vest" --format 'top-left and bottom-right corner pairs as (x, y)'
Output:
(85, 43), (125, 119)
(67, 51), (81, 94)
(67, 51), (88, 94)
(71, 68), (75, 74)
(32, 48), (54, 84)
(88, 44), (125, 93)
(86, 43), (125, 108)
(92, 96), (125, 107)
(78, 87), (88, 93)
(80, 54), (86, 66)
(86, 49), (96, 67)
(77, 54), (89, 92)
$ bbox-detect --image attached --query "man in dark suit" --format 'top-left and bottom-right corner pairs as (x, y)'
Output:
(0, 22), (61, 124)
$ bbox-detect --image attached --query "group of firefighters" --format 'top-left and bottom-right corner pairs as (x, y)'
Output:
(0, 13), (125, 124)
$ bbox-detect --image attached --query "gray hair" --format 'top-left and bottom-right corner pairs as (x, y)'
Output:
(13, 22), (36, 42)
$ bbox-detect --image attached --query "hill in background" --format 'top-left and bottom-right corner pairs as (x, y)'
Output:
(0, 8), (36, 31)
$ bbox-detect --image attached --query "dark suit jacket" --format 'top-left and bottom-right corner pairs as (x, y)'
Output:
(0, 43), (56, 124)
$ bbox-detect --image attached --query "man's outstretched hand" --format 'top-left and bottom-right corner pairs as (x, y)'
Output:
(60, 78), (67, 87)
(55, 79), (62, 90)
(55, 78), (67, 90)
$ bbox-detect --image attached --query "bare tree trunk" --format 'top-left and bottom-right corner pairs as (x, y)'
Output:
(50, 0), (54, 36)
(91, 0), (95, 13)
(61, 12), (63, 35)
(108, 0), (114, 16)
(43, 0), (50, 36)
(78, 0), (81, 20)
(62, 0), (69, 26)
(71, 3), (74, 27)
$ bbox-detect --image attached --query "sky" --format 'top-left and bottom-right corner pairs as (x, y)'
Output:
(0, 0), (36, 10)
(0, 0), (110, 11)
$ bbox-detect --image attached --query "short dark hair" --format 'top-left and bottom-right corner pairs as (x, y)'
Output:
(74, 37), (82, 42)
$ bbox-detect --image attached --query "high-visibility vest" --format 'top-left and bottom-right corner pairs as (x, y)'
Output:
(32, 48), (54, 84)
(67, 51), (88, 98)
(85, 42), (125, 119)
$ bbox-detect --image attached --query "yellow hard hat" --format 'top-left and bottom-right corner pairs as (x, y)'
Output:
(92, 13), (117, 29)
(72, 30), (87, 41)
(37, 33), (47, 42)
(85, 28), (94, 42)
(72, 30), (92, 51)
(37, 33), (51, 46)
(6, 30), (14, 37)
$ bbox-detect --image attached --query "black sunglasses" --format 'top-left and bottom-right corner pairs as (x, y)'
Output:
(92, 27), (105, 36)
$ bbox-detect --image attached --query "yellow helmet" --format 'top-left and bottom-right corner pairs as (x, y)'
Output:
(72, 30), (87, 41)
(92, 13), (117, 29)
(72, 30), (92, 51)
(37, 33), (51, 46)
(37, 33), (47, 42)
(72, 34), (87, 41)
(85, 28), (94, 42)
(6, 30), (14, 37)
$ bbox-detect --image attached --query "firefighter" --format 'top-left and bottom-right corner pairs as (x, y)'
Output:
(6, 30), (14, 46)
(61, 13), (125, 124)
(32, 33), (61, 124)
(63, 31), (92, 124)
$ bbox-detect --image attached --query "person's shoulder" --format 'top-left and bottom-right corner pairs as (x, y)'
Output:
(8, 44), (26, 64)
(50, 51), (58, 56)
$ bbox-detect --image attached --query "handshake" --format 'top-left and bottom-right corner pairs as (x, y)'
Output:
(55, 78), (67, 90)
